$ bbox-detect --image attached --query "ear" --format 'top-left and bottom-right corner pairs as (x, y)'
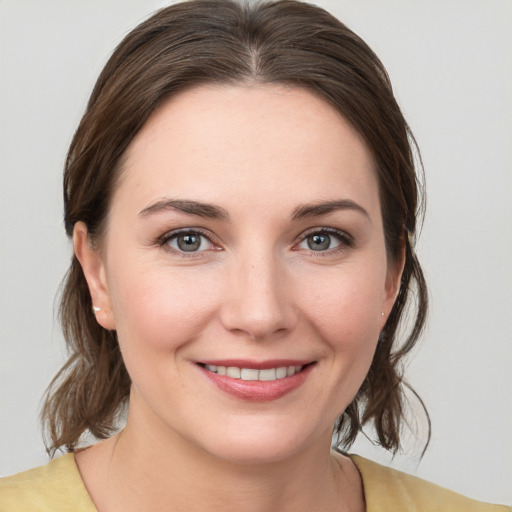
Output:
(381, 239), (406, 328)
(73, 222), (116, 330)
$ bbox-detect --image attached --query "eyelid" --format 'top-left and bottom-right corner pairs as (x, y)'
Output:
(293, 227), (354, 252)
(157, 227), (222, 254)
(154, 226), (353, 256)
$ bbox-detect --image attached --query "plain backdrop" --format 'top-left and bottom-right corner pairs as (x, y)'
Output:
(1, 0), (511, 505)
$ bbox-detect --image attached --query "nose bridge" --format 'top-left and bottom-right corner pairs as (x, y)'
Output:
(221, 246), (296, 340)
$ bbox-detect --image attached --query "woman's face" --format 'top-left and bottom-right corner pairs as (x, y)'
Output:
(77, 84), (402, 464)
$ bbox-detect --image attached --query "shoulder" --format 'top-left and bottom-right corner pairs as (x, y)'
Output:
(350, 455), (511, 512)
(0, 453), (96, 512)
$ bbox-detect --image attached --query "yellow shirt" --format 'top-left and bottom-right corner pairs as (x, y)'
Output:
(0, 453), (509, 511)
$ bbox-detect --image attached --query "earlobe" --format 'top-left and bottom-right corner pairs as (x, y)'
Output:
(73, 222), (116, 330)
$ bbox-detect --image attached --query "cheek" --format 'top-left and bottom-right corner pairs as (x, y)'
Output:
(296, 262), (386, 392)
(107, 262), (222, 358)
(299, 261), (386, 342)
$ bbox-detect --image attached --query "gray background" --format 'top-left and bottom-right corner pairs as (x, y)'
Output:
(1, 0), (511, 505)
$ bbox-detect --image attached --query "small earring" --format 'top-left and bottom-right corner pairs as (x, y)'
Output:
(92, 306), (101, 313)
(381, 312), (385, 317)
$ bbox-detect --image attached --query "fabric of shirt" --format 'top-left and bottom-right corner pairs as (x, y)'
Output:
(0, 452), (510, 511)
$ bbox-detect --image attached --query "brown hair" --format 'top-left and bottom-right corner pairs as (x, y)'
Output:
(42, 0), (429, 456)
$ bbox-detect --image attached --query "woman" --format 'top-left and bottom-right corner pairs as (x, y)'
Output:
(0, 1), (509, 510)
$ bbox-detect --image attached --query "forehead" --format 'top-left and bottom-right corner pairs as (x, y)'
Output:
(115, 84), (379, 219)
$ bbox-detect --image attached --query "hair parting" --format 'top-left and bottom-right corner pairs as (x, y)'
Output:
(42, 0), (430, 457)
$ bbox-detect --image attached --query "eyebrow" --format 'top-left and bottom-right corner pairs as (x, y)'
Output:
(139, 198), (370, 222)
(291, 199), (371, 221)
(139, 199), (230, 219)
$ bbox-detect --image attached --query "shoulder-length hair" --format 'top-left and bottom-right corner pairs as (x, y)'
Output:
(42, 0), (428, 456)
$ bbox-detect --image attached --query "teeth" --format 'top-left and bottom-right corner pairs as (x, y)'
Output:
(276, 367), (287, 379)
(240, 368), (259, 381)
(226, 367), (241, 378)
(259, 368), (276, 381)
(204, 364), (304, 381)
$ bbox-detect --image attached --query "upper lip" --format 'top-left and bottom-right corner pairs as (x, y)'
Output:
(196, 359), (315, 370)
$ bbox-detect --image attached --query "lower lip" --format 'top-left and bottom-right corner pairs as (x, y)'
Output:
(198, 364), (314, 402)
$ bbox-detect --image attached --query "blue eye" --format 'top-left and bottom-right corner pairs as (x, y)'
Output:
(307, 233), (336, 251)
(165, 231), (213, 252)
(296, 229), (350, 252)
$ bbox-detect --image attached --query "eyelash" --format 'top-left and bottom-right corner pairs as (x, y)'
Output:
(156, 227), (354, 257)
(293, 227), (354, 256)
(157, 228), (220, 257)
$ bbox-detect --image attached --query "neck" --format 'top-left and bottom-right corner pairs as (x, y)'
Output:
(76, 402), (364, 512)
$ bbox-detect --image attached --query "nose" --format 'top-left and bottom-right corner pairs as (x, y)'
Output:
(219, 252), (298, 341)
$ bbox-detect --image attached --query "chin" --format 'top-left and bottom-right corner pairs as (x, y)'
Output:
(196, 417), (330, 466)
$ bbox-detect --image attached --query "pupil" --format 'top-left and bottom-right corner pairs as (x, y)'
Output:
(308, 234), (330, 251)
(178, 234), (200, 252)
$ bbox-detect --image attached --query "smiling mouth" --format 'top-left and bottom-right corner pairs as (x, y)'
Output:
(197, 361), (315, 401)
(198, 363), (312, 381)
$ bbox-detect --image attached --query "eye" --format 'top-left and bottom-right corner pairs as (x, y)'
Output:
(304, 233), (338, 251)
(296, 228), (352, 253)
(163, 230), (215, 253)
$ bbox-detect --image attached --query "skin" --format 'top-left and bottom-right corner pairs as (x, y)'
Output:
(74, 84), (403, 512)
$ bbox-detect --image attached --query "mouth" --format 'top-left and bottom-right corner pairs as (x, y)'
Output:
(196, 361), (315, 401)
(199, 363), (307, 381)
